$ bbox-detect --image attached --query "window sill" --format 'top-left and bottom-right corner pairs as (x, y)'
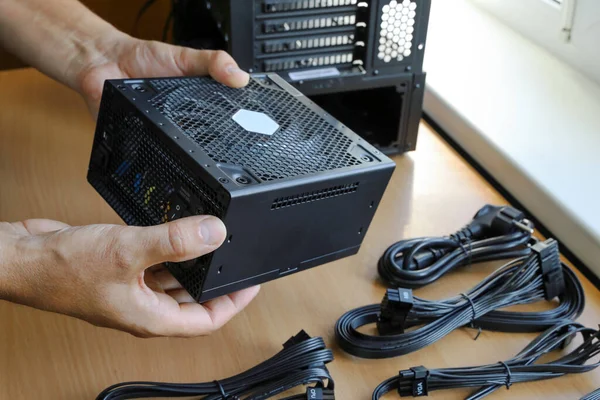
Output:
(422, 0), (600, 277)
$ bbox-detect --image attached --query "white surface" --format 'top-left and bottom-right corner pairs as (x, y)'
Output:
(469, 0), (600, 85)
(422, 0), (600, 275)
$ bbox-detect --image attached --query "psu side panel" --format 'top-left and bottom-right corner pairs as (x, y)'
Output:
(87, 82), (231, 299)
(198, 164), (395, 301)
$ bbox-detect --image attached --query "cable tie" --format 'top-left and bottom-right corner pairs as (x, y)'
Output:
(473, 326), (482, 341)
(460, 293), (477, 323)
(214, 380), (228, 399)
(498, 361), (512, 390)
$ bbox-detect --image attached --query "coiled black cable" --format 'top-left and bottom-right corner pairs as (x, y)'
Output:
(582, 389), (600, 400)
(372, 321), (600, 399)
(378, 204), (534, 288)
(336, 239), (585, 359)
(96, 331), (335, 400)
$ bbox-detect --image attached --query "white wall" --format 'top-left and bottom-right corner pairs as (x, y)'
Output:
(468, 0), (600, 85)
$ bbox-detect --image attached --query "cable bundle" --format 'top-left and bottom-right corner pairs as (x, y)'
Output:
(336, 239), (585, 359)
(378, 204), (534, 288)
(96, 331), (335, 400)
(582, 389), (600, 400)
(372, 321), (600, 399)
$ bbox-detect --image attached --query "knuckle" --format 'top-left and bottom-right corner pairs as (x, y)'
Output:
(167, 222), (189, 259)
(115, 246), (136, 271)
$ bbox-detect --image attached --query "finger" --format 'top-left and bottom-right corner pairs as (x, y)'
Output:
(166, 288), (195, 303)
(173, 47), (249, 88)
(120, 215), (227, 270)
(207, 50), (250, 88)
(158, 285), (260, 337)
(197, 286), (261, 330)
(152, 267), (183, 291)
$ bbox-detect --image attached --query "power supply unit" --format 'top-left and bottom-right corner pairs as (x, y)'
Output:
(87, 73), (395, 302)
(171, 0), (431, 154)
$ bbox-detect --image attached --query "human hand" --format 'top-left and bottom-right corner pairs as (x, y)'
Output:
(0, 217), (260, 337)
(73, 32), (249, 118)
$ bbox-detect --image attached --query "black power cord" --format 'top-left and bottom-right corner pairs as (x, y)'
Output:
(372, 321), (600, 399)
(96, 331), (335, 400)
(378, 204), (534, 288)
(582, 389), (600, 400)
(336, 239), (585, 359)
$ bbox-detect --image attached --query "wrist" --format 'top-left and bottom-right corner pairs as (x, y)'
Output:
(0, 230), (23, 302)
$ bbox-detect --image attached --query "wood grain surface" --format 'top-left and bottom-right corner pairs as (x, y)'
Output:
(0, 68), (599, 400)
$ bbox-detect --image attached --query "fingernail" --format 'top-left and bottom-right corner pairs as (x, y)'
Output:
(225, 64), (247, 76)
(199, 217), (225, 245)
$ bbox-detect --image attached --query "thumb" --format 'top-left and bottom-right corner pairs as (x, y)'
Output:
(121, 216), (227, 269)
(173, 47), (249, 88)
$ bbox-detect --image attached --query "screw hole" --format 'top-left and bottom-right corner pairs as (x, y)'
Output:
(236, 176), (250, 184)
(205, 164), (210, 167)
(358, 227), (363, 235)
(188, 149), (194, 153)
(219, 177), (229, 184)
(369, 201), (374, 208)
(173, 136), (179, 139)
(227, 235), (233, 243)
(218, 265), (223, 274)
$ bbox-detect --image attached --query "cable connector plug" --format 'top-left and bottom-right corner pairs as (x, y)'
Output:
(305, 387), (335, 400)
(377, 288), (413, 335)
(532, 238), (565, 300)
(283, 330), (312, 349)
(462, 204), (533, 240)
(398, 366), (429, 397)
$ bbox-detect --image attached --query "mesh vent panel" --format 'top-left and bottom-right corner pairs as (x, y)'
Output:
(377, 0), (417, 63)
(90, 94), (229, 300)
(272, 182), (359, 210)
(149, 77), (362, 181)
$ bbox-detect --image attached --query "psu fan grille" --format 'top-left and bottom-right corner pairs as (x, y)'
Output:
(149, 77), (362, 182)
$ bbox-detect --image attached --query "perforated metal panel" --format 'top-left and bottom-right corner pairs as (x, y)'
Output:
(89, 92), (229, 299)
(262, 0), (358, 13)
(93, 104), (226, 224)
(377, 0), (418, 63)
(149, 77), (362, 182)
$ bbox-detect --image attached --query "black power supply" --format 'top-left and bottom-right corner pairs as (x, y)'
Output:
(87, 73), (395, 302)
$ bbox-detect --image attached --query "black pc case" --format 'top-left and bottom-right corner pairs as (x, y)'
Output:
(172, 0), (431, 154)
(87, 74), (395, 302)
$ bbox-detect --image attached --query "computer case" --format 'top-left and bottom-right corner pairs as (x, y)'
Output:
(87, 74), (395, 302)
(172, 0), (431, 154)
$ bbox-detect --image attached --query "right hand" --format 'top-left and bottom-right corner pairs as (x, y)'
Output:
(0, 216), (260, 338)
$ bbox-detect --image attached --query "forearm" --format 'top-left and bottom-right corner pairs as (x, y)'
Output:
(0, 0), (127, 92)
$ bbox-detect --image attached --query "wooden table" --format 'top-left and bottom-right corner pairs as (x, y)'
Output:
(1, 68), (599, 400)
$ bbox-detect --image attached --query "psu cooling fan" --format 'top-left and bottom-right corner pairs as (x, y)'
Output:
(87, 73), (395, 302)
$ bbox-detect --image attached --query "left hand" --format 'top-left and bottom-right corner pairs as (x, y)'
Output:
(74, 34), (249, 118)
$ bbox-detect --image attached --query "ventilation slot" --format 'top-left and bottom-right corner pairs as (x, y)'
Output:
(263, 14), (357, 34)
(263, 0), (358, 13)
(263, 33), (355, 54)
(271, 182), (359, 210)
(377, 0), (417, 63)
(264, 52), (355, 72)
